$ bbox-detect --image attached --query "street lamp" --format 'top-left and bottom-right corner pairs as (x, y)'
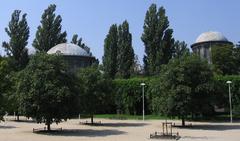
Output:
(140, 83), (146, 121)
(226, 81), (233, 123)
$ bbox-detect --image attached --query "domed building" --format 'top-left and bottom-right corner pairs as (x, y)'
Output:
(191, 31), (233, 63)
(47, 43), (96, 71)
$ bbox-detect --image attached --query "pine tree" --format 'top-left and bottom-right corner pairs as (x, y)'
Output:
(102, 24), (118, 79)
(117, 21), (134, 79)
(71, 34), (91, 55)
(33, 4), (67, 52)
(2, 10), (29, 70)
(142, 4), (174, 75)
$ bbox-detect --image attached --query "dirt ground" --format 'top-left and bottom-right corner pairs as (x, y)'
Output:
(0, 116), (240, 141)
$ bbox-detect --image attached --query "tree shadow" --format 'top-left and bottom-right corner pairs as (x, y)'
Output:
(101, 122), (148, 127)
(35, 129), (126, 137)
(0, 125), (16, 129)
(176, 124), (240, 131)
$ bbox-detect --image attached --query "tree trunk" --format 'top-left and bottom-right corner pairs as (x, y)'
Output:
(46, 119), (51, 131)
(47, 123), (51, 131)
(182, 116), (185, 127)
(91, 115), (94, 124)
(17, 115), (19, 121)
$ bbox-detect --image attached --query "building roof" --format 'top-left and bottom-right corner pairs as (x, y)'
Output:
(195, 31), (228, 43)
(47, 43), (92, 57)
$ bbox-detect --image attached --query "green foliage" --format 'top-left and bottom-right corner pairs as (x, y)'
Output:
(2, 10), (29, 71)
(17, 53), (78, 130)
(76, 67), (113, 124)
(71, 34), (91, 55)
(141, 4), (174, 75)
(173, 40), (189, 58)
(33, 4), (67, 52)
(211, 44), (238, 75)
(214, 75), (240, 115)
(113, 77), (153, 115)
(0, 58), (12, 121)
(103, 21), (134, 79)
(103, 24), (118, 79)
(149, 55), (214, 126)
(117, 21), (135, 79)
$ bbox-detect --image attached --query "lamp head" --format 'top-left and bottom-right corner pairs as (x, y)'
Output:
(226, 81), (232, 84)
(140, 83), (145, 86)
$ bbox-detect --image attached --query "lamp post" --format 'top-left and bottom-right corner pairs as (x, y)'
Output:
(226, 81), (233, 123)
(140, 83), (146, 121)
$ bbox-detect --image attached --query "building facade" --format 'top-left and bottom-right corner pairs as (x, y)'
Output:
(47, 43), (96, 71)
(191, 31), (233, 63)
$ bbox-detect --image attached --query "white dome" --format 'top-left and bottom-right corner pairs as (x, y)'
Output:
(196, 31), (228, 43)
(47, 43), (91, 57)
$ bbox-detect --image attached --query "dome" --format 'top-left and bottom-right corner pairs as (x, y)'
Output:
(47, 43), (91, 57)
(195, 31), (228, 43)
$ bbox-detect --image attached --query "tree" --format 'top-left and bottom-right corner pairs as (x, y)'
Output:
(131, 55), (142, 76)
(0, 58), (11, 121)
(233, 46), (240, 73)
(151, 55), (214, 126)
(141, 4), (174, 75)
(17, 53), (79, 131)
(173, 40), (189, 58)
(33, 4), (67, 52)
(76, 67), (113, 124)
(102, 24), (118, 79)
(2, 10), (29, 71)
(211, 44), (237, 75)
(117, 21), (135, 79)
(71, 34), (91, 55)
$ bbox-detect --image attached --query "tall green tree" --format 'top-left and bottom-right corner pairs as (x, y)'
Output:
(141, 4), (174, 75)
(33, 4), (67, 52)
(71, 34), (91, 55)
(77, 67), (113, 124)
(117, 21), (134, 79)
(2, 10), (29, 71)
(17, 53), (79, 131)
(102, 24), (118, 79)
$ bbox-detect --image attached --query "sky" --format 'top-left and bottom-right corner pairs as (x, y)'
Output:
(0, 0), (239, 64)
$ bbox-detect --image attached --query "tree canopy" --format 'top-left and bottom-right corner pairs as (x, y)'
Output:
(142, 4), (174, 75)
(2, 10), (29, 71)
(103, 21), (134, 79)
(117, 21), (135, 78)
(76, 67), (113, 124)
(0, 58), (12, 121)
(102, 24), (119, 79)
(211, 44), (238, 75)
(17, 53), (79, 131)
(150, 55), (214, 126)
(33, 4), (67, 52)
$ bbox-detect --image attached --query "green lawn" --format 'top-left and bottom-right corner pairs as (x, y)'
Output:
(94, 114), (171, 120)
(93, 114), (240, 121)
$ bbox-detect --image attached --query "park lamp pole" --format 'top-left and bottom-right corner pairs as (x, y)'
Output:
(140, 83), (146, 121)
(226, 81), (233, 123)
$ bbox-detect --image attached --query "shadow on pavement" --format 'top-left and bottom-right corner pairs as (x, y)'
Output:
(176, 124), (240, 131)
(101, 122), (148, 127)
(35, 129), (126, 137)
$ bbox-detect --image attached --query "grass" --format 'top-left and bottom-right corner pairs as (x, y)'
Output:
(94, 114), (171, 120)
(94, 114), (240, 122)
